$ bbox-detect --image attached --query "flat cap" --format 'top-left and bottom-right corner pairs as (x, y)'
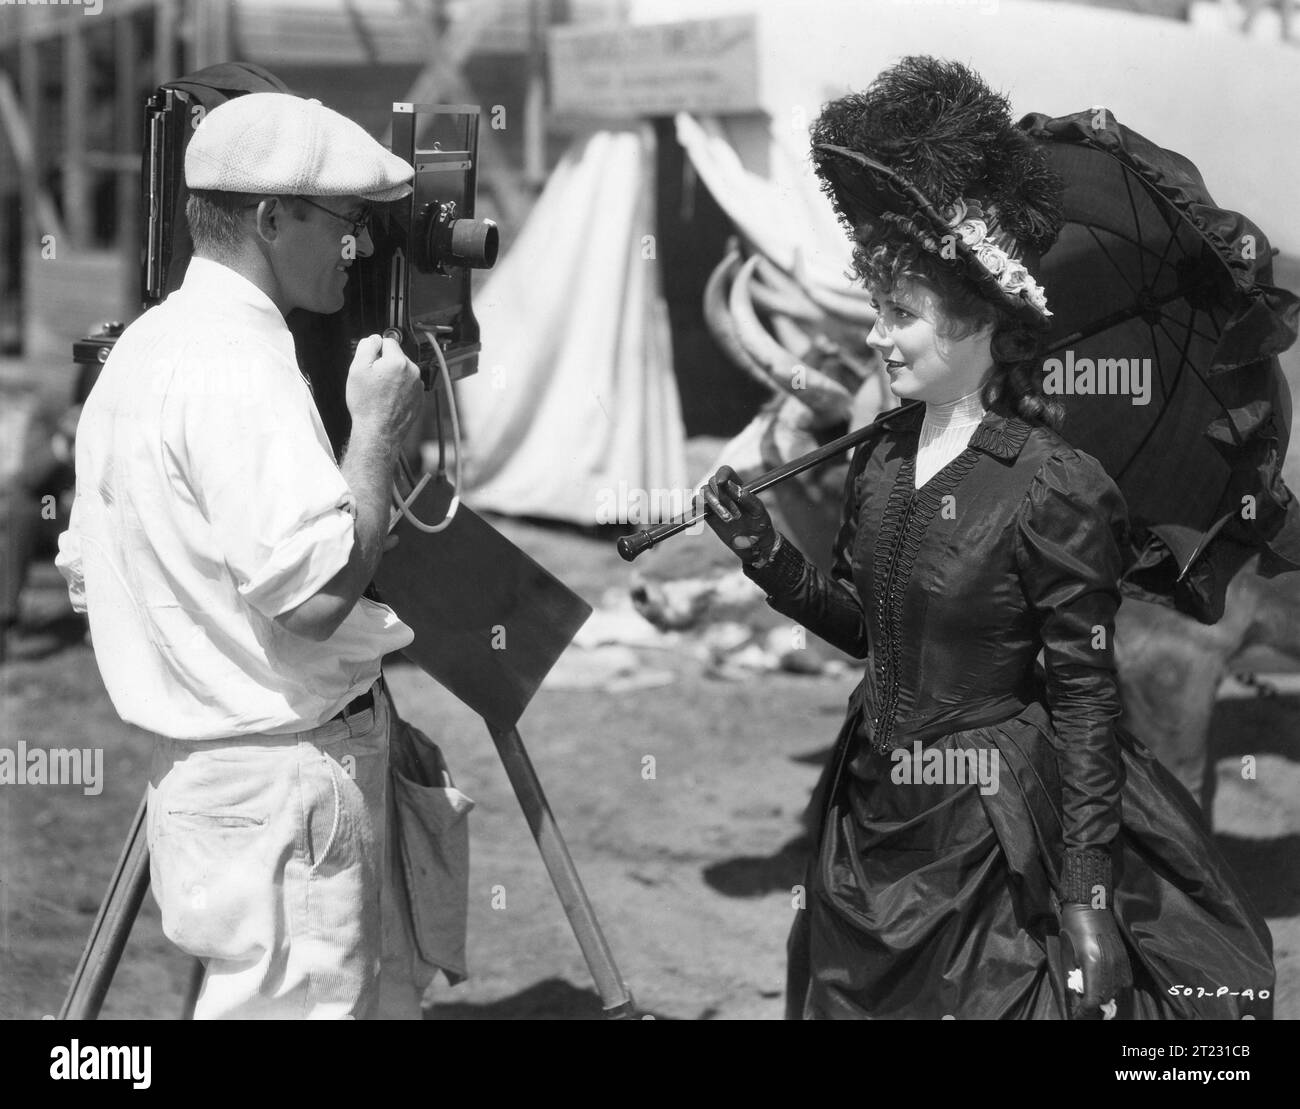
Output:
(186, 93), (414, 202)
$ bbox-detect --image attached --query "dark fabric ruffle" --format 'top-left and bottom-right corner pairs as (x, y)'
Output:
(1018, 109), (1300, 621)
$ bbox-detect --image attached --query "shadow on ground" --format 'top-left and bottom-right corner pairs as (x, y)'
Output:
(702, 835), (811, 899)
(426, 977), (670, 1020)
(1213, 833), (1300, 918)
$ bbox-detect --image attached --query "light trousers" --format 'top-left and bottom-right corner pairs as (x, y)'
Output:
(146, 687), (422, 1019)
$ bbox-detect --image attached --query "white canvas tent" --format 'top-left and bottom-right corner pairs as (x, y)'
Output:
(457, 112), (862, 525)
(457, 127), (689, 526)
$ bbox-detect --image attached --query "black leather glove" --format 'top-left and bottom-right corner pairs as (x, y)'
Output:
(699, 465), (778, 566)
(1060, 904), (1133, 1018)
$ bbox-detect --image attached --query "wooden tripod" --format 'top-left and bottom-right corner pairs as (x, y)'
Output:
(60, 491), (636, 1019)
(59, 720), (636, 1020)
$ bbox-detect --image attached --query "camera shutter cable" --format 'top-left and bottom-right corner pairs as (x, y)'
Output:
(389, 331), (462, 534)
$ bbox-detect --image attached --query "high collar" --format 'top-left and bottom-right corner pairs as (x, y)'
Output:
(891, 400), (1032, 461)
(921, 388), (986, 431)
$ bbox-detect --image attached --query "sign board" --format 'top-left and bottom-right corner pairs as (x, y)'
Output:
(549, 15), (760, 118)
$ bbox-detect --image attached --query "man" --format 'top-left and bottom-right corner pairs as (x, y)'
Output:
(57, 93), (426, 1018)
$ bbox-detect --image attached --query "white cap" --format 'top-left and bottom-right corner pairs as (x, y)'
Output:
(185, 93), (414, 202)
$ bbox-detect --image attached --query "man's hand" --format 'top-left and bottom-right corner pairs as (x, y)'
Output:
(699, 465), (779, 566)
(1060, 904), (1132, 1018)
(346, 334), (422, 444)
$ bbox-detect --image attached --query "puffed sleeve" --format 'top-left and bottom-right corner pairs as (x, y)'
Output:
(1013, 449), (1128, 907)
(742, 437), (871, 658)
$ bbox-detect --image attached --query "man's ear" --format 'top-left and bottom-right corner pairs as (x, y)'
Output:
(252, 197), (282, 244)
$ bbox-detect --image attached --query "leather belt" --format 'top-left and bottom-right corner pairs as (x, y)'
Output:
(331, 686), (375, 722)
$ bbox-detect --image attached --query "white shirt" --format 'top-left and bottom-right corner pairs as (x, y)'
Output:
(915, 388), (987, 489)
(56, 257), (413, 740)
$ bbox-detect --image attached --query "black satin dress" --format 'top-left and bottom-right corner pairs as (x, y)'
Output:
(746, 401), (1275, 1020)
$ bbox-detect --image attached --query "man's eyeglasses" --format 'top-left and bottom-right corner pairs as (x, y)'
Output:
(293, 196), (372, 239)
(242, 196), (373, 239)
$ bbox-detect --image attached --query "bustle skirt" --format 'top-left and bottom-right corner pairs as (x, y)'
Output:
(785, 700), (1275, 1019)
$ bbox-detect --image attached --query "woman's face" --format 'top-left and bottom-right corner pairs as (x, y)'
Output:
(866, 278), (994, 404)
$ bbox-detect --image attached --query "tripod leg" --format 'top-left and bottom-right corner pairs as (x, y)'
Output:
(485, 723), (637, 1019)
(58, 791), (151, 1019)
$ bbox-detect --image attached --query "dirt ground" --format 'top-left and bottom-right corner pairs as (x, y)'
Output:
(2, 499), (1298, 1021)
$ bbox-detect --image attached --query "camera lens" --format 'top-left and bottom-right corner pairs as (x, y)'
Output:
(449, 218), (499, 269)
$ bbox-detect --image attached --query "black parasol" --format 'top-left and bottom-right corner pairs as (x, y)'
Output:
(1020, 109), (1300, 622)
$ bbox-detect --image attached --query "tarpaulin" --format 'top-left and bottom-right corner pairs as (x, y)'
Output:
(459, 126), (688, 526)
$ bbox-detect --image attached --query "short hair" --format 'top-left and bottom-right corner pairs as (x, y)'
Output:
(185, 189), (259, 255)
(185, 190), (307, 256)
(855, 226), (1063, 430)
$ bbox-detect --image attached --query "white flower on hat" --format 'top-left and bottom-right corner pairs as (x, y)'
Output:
(973, 241), (1007, 275)
(1023, 282), (1052, 317)
(185, 92), (414, 203)
(999, 260), (1031, 294)
(954, 219), (988, 247)
(939, 199), (969, 226)
(918, 194), (1053, 319)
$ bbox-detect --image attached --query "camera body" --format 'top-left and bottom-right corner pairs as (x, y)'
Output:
(75, 83), (497, 415)
(344, 103), (498, 387)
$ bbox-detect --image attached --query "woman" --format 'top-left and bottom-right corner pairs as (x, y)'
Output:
(701, 57), (1274, 1020)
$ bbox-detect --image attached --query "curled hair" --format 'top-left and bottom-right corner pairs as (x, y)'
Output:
(856, 226), (1063, 430)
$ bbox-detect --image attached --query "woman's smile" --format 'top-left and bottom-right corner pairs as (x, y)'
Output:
(867, 280), (994, 404)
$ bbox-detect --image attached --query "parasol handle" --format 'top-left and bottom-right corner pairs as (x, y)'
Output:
(616, 421), (877, 562)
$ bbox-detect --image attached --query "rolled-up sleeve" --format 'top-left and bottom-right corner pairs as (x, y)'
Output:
(168, 347), (358, 618)
(1013, 449), (1129, 905)
(55, 506), (87, 614)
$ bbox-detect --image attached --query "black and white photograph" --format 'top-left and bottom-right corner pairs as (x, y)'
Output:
(0, 0), (1297, 1063)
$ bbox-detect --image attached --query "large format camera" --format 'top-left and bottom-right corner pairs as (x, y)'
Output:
(73, 72), (497, 438)
(343, 102), (498, 387)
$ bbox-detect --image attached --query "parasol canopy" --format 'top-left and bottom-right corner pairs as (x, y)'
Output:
(1020, 109), (1300, 623)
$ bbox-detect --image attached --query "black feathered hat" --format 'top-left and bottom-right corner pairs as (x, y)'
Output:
(811, 56), (1064, 320)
